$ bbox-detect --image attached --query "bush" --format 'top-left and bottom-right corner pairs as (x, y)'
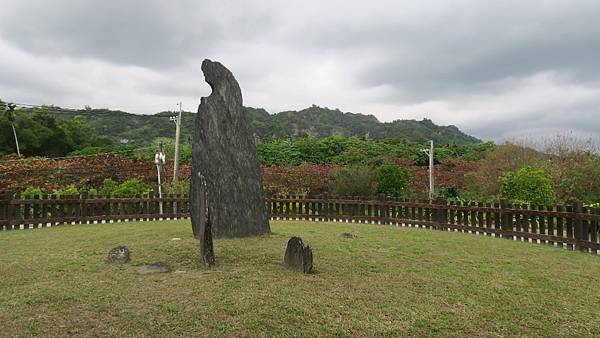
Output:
(377, 165), (411, 197)
(500, 166), (555, 204)
(437, 186), (459, 200)
(329, 165), (378, 197)
(164, 179), (190, 195)
(464, 142), (542, 199)
(21, 186), (43, 198)
(99, 179), (118, 196)
(262, 164), (335, 196)
(112, 179), (152, 197)
(52, 184), (80, 197)
(96, 178), (152, 197)
(554, 156), (600, 204)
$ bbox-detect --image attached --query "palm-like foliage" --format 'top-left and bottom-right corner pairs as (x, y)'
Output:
(1, 100), (21, 156)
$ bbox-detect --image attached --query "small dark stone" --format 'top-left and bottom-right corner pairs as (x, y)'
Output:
(136, 262), (171, 275)
(283, 237), (313, 274)
(339, 232), (356, 238)
(107, 246), (130, 264)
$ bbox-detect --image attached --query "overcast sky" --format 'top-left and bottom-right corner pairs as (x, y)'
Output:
(1, 0), (599, 141)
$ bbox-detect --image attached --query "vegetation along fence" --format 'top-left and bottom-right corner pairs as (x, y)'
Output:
(2, 193), (599, 255)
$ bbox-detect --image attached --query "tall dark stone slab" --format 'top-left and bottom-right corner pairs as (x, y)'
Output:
(191, 59), (270, 239)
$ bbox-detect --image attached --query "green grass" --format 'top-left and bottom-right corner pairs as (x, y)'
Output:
(1, 220), (600, 337)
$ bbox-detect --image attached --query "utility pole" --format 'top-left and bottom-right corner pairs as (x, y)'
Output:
(171, 102), (182, 182)
(155, 143), (166, 214)
(421, 140), (435, 199)
(5, 103), (21, 157)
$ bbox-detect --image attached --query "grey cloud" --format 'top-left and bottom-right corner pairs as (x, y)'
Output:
(465, 96), (600, 140)
(0, 0), (598, 141)
(274, 1), (600, 100)
(0, 0), (276, 68)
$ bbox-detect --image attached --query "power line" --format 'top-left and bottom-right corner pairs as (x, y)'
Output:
(9, 102), (177, 119)
(0, 146), (158, 163)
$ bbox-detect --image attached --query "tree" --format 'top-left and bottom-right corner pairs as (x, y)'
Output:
(377, 164), (411, 197)
(0, 106), (113, 157)
(464, 142), (542, 200)
(538, 132), (599, 202)
(1, 100), (21, 156)
(558, 156), (600, 204)
(500, 166), (556, 204)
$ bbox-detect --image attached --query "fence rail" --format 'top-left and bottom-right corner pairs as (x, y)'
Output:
(266, 195), (600, 254)
(2, 193), (599, 255)
(0, 193), (191, 230)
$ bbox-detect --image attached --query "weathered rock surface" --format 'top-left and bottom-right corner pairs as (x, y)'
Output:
(191, 59), (270, 239)
(136, 262), (171, 275)
(107, 246), (130, 264)
(283, 237), (313, 274)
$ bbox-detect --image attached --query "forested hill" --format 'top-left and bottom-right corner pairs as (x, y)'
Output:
(47, 105), (480, 145)
(246, 105), (480, 144)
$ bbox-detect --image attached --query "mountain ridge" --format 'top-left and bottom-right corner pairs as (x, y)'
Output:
(47, 105), (481, 145)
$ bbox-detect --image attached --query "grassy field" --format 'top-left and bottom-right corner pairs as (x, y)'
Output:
(1, 220), (600, 337)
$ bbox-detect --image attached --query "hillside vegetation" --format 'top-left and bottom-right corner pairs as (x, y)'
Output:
(4, 100), (597, 204)
(247, 105), (480, 144)
(9, 104), (479, 145)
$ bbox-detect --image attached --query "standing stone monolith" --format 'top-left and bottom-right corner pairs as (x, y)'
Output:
(190, 59), (270, 239)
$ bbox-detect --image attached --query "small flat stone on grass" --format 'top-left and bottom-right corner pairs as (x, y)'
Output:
(107, 246), (130, 264)
(137, 262), (171, 275)
(339, 232), (356, 238)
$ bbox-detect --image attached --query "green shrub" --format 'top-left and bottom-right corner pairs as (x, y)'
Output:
(21, 186), (44, 199)
(500, 166), (555, 204)
(437, 186), (459, 200)
(111, 179), (152, 197)
(377, 165), (411, 197)
(99, 179), (118, 196)
(329, 165), (378, 197)
(95, 178), (152, 197)
(87, 187), (98, 196)
(52, 184), (80, 197)
(164, 179), (190, 195)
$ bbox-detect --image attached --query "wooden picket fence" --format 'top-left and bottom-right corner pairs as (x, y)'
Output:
(2, 193), (600, 255)
(266, 195), (600, 254)
(0, 193), (191, 230)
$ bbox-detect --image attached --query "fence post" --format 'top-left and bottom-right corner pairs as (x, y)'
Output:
(574, 200), (585, 252)
(323, 193), (329, 222)
(80, 192), (88, 224)
(500, 198), (513, 239)
(0, 192), (12, 230)
(379, 194), (386, 225)
(3, 192), (13, 230)
(435, 197), (447, 230)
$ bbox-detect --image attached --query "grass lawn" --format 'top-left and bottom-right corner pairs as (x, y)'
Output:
(1, 220), (600, 337)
